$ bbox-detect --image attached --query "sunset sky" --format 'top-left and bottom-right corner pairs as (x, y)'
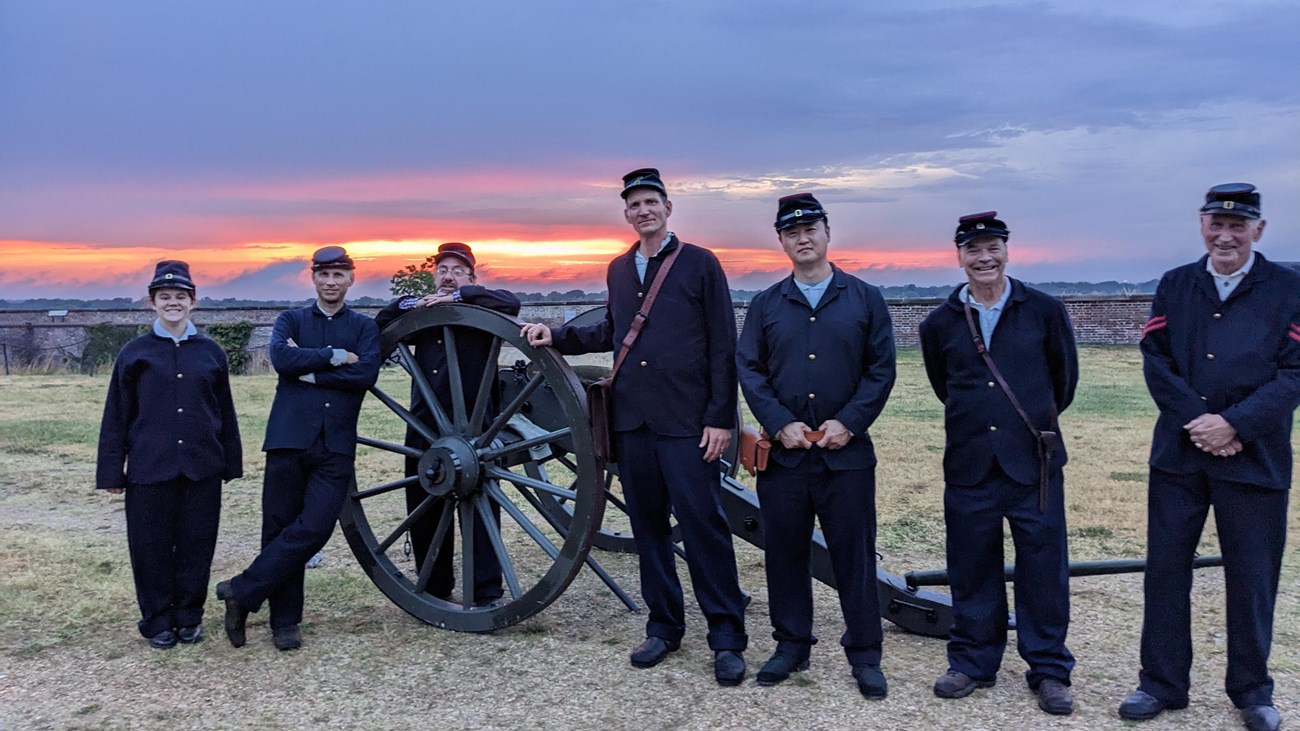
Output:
(2, 1), (1297, 301)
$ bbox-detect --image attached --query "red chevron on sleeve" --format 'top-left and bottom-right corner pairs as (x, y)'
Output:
(1141, 315), (1168, 339)
(1289, 323), (1300, 343)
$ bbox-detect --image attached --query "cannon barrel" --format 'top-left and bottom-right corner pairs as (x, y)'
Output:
(904, 554), (1225, 589)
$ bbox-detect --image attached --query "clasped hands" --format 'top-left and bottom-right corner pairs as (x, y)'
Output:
(775, 419), (852, 450)
(1184, 413), (1241, 458)
(417, 293), (455, 307)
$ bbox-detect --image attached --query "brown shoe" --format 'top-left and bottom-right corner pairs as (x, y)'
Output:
(1036, 678), (1074, 715)
(933, 669), (995, 699)
(272, 625), (302, 651)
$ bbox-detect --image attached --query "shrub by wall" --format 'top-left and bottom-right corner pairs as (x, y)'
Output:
(205, 321), (254, 375)
(79, 323), (145, 374)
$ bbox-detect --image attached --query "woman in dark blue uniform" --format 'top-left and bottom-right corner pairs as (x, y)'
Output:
(96, 261), (243, 649)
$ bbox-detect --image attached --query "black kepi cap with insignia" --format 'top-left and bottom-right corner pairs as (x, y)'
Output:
(1200, 182), (1261, 219)
(621, 167), (667, 199)
(311, 245), (355, 271)
(148, 260), (196, 292)
(434, 242), (476, 272)
(954, 211), (1010, 247)
(774, 193), (828, 231)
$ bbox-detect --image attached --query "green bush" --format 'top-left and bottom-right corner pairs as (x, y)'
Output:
(79, 323), (145, 375)
(205, 321), (254, 375)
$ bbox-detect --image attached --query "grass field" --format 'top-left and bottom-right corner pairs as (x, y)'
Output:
(0, 346), (1296, 730)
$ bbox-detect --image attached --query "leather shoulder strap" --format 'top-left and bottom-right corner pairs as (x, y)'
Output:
(609, 243), (683, 379)
(962, 299), (1040, 438)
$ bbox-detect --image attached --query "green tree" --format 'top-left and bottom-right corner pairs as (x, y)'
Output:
(390, 255), (439, 297)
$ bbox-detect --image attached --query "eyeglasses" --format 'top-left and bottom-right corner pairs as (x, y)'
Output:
(436, 266), (471, 277)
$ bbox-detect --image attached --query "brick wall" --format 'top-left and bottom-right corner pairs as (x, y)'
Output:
(0, 296), (1154, 368)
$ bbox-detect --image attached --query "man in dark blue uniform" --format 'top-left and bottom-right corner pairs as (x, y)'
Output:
(520, 168), (748, 686)
(374, 242), (521, 607)
(735, 193), (895, 698)
(919, 211), (1078, 715)
(216, 246), (381, 650)
(1119, 184), (1299, 731)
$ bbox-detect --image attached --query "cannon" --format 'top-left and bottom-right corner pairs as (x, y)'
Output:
(341, 304), (1221, 636)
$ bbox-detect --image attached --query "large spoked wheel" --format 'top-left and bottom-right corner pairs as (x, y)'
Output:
(341, 304), (605, 632)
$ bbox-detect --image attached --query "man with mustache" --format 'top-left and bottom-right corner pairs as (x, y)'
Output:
(919, 212), (1078, 716)
(375, 242), (521, 607)
(216, 246), (381, 650)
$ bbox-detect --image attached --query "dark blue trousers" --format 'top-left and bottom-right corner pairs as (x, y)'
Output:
(124, 476), (222, 637)
(615, 427), (748, 651)
(1139, 468), (1287, 708)
(757, 458), (882, 667)
(230, 440), (352, 630)
(944, 461), (1074, 688)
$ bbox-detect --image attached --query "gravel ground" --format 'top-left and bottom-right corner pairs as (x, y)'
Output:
(2, 517), (1295, 731)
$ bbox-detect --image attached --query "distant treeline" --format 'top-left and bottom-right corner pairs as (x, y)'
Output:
(1, 280), (1159, 311)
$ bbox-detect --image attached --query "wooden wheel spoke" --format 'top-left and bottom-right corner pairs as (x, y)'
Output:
(352, 475), (421, 500)
(484, 465), (577, 501)
(469, 336), (502, 432)
(484, 480), (562, 561)
(379, 493), (442, 553)
(397, 342), (454, 436)
(476, 489), (523, 601)
(458, 498), (475, 609)
(414, 504), (455, 594)
(478, 427), (572, 462)
(476, 371), (545, 448)
(366, 385), (439, 445)
(443, 327), (468, 433)
(357, 435), (424, 459)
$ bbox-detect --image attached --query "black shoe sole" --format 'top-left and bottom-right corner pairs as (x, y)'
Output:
(629, 641), (679, 668)
(934, 679), (996, 699)
(756, 659), (810, 686)
(716, 674), (746, 687)
(1118, 699), (1188, 721)
(1038, 700), (1075, 716)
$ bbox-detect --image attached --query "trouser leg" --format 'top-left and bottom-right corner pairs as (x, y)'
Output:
(1137, 468), (1209, 705)
(124, 481), (181, 637)
(814, 466), (882, 668)
(944, 472), (1009, 681)
(658, 435), (748, 651)
(232, 443), (352, 629)
(757, 461), (817, 657)
(171, 476), (222, 628)
(616, 428), (685, 644)
(1005, 468), (1073, 688)
(1212, 481), (1287, 708)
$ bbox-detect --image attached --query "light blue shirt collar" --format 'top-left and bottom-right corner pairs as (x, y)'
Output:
(794, 272), (834, 309)
(634, 232), (674, 283)
(961, 281), (1012, 349)
(152, 319), (197, 343)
